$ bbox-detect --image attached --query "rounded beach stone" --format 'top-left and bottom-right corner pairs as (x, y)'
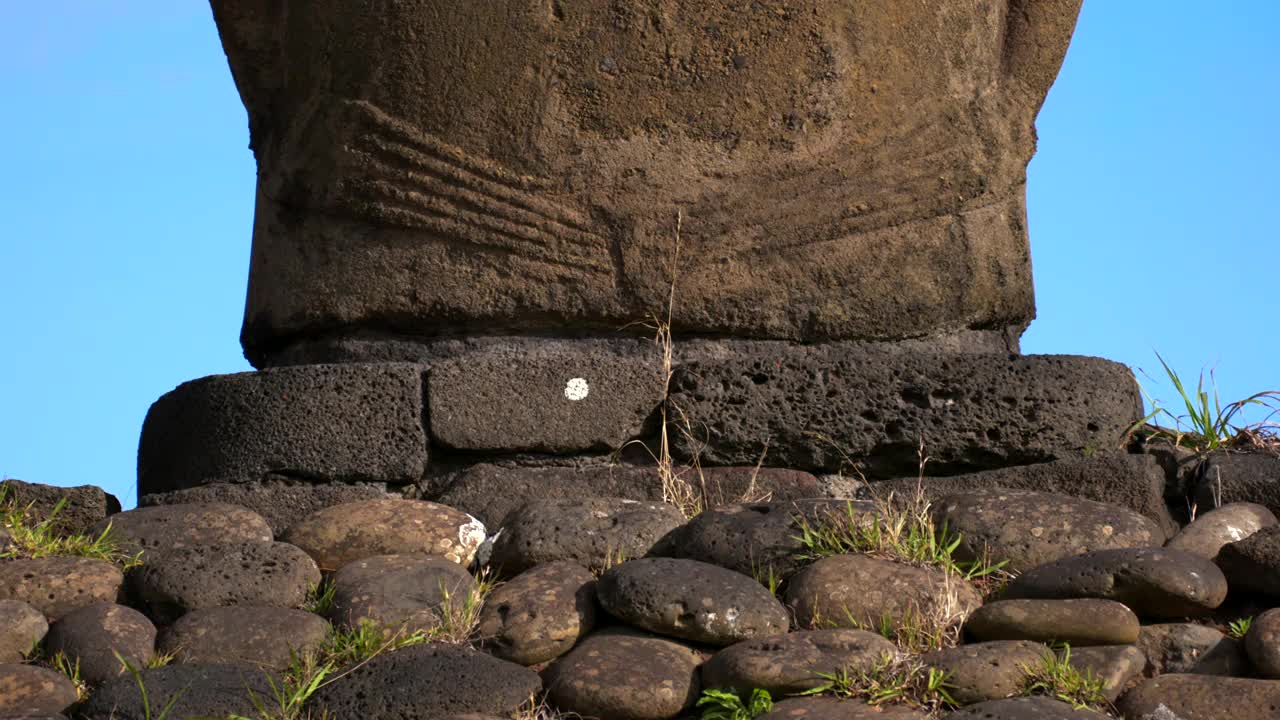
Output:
(944, 696), (1110, 718)
(157, 606), (330, 670)
(488, 497), (684, 574)
(0, 557), (122, 620)
(544, 628), (702, 720)
(43, 602), (156, 685)
(0, 479), (121, 536)
(1118, 674), (1280, 720)
(329, 554), (475, 632)
(1137, 623), (1246, 677)
(760, 696), (929, 719)
(1247, 608), (1280, 678)
(648, 499), (876, 579)
(77, 664), (276, 720)
(139, 479), (396, 536)
(1001, 548), (1228, 618)
(1216, 525), (1280, 596)
(964, 599), (1139, 646)
(130, 541), (320, 622)
(0, 600), (47, 663)
(701, 629), (895, 696)
(1166, 502), (1277, 559)
(283, 499), (485, 571)
(90, 503), (272, 559)
(784, 554), (982, 631)
(305, 644), (540, 719)
(597, 558), (789, 646)
(0, 665), (78, 717)
(476, 561), (597, 665)
(933, 488), (1164, 573)
(921, 641), (1053, 704)
(1064, 645), (1146, 702)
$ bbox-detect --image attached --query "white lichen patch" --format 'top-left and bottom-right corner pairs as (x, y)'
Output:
(564, 377), (590, 401)
(457, 515), (488, 565)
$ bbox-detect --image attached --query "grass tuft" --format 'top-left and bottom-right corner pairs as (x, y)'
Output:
(697, 687), (774, 720)
(1020, 644), (1109, 711)
(799, 653), (957, 713)
(0, 487), (141, 568)
(1228, 616), (1254, 639)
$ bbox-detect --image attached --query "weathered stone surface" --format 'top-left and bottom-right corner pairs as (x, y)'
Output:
(1063, 645), (1146, 702)
(649, 499), (875, 579)
(869, 455), (1178, 538)
(921, 641), (1053, 705)
(693, 467), (823, 508)
(964, 599), (1139, 646)
(934, 489), (1164, 573)
(1167, 502), (1277, 559)
(433, 463), (662, 528)
(0, 480), (120, 536)
(283, 499), (485, 572)
(138, 480), (396, 536)
(761, 696), (929, 719)
(1118, 674), (1280, 720)
(544, 628), (701, 720)
(78, 664), (276, 720)
(1002, 548), (1228, 619)
(90, 503), (273, 559)
(0, 558), (122, 620)
(1193, 451), (1280, 518)
(428, 340), (664, 453)
(1137, 624), (1246, 677)
(306, 644), (540, 720)
(0, 525), (12, 554)
(944, 696), (1110, 718)
(1216, 525), (1280, 596)
(702, 629), (895, 696)
(1246, 608), (1280, 678)
(477, 561), (597, 665)
(329, 554), (475, 632)
(43, 603), (155, 685)
(597, 558), (789, 646)
(137, 363), (427, 495)
(489, 497), (684, 574)
(130, 541), (319, 622)
(157, 606), (330, 670)
(0, 600), (46, 663)
(785, 554), (982, 631)
(669, 350), (1141, 476)
(0, 665), (78, 717)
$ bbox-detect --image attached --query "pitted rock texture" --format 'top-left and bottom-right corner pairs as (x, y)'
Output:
(944, 696), (1110, 718)
(157, 606), (330, 670)
(43, 602), (155, 684)
(1002, 548), (1228, 618)
(137, 363), (427, 494)
(693, 467), (822, 508)
(1065, 645), (1147, 702)
(90, 503), (273, 559)
(0, 479), (120, 536)
(963, 599), (1139, 646)
(597, 558), (789, 646)
(428, 340), (664, 453)
(761, 696), (930, 719)
(1118, 674), (1280, 720)
(306, 644), (540, 720)
(649, 499), (876, 579)
(0, 557), (122, 620)
(1215, 525), (1280, 596)
(283, 499), (484, 571)
(785, 554), (982, 631)
(138, 480), (396, 536)
(329, 554), (475, 632)
(476, 561), (597, 666)
(0, 600), (47, 663)
(1246, 608), (1280, 678)
(934, 488), (1164, 573)
(1167, 502), (1277, 559)
(921, 641), (1053, 705)
(489, 497), (685, 574)
(669, 350), (1141, 476)
(0, 665), (78, 717)
(78, 664), (277, 720)
(1193, 452), (1280, 518)
(129, 541), (320, 622)
(543, 628), (702, 720)
(1136, 624), (1246, 677)
(701, 629), (896, 696)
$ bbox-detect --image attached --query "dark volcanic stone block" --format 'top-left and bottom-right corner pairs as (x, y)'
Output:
(0, 480), (121, 536)
(78, 664), (277, 720)
(1194, 451), (1280, 517)
(667, 348), (1142, 476)
(139, 480), (396, 537)
(158, 606), (330, 670)
(137, 363), (428, 496)
(428, 339), (664, 453)
(91, 503), (273, 560)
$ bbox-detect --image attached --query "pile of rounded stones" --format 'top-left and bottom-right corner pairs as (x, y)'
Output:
(5, 462), (1280, 720)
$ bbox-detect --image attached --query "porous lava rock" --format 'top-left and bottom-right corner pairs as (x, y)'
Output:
(78, 664), (277, 720)
(329, 554), (475, 632)
(489, 497), (683, 575)
(157, 606), (330, 670)
(701, 629), (896, 696)
(43, 602), (155, 684)
(476, 561), (597, 666)
(1193, 452), (1280, 517)
(1165, 502), (1277, 559)
(760, 696), (930, 719)
(921, 641), (1053, 705)
(283, 499), (484, 571)
(944, 696), (1111, 718)
(0, 665), (78, 717)
(1065, 645), (1147, 702)
(963, 599), (1139, 646)
(543, 628), (702, 720)
(1118, 674), (1280, 720)
(596, 558), (789, 646)
(305, 644), (540, 720)
(1246, 608), (1280, 678)
(1001, 548), (1228, 618)
(1136, 624), (1246, 677)
(0, 600), (47, 663)
(90, 503), (272, 559)
(138, 480), (396, 536)
(0, 479), (121, 536)
(1215, 525), (1280, 596)
(0, 557), (122, 620)
(933, 489), (1164, 573)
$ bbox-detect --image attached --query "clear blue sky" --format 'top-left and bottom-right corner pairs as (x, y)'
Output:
(2, 3), (1276, 508)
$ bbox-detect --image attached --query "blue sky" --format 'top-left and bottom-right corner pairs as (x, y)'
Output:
(2, 3), (1276, 508)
